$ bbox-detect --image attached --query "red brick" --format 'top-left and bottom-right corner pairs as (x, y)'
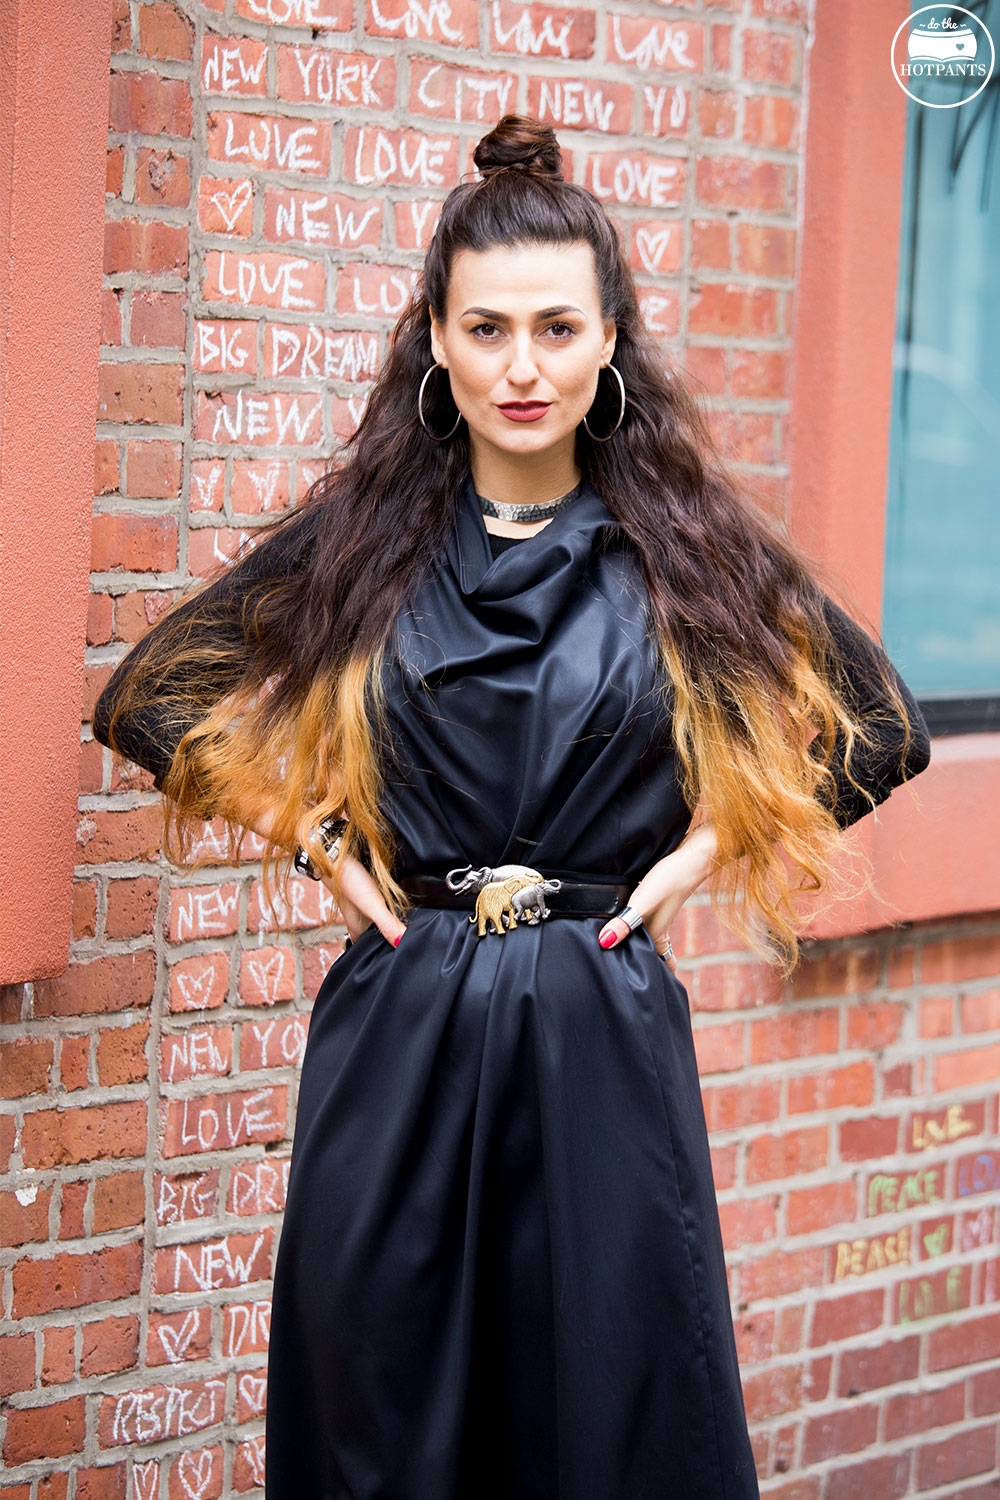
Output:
(207, 110), (331, 176)
(130, 289), (188, 348)
(74, 1466), (128, 1500)
(919, 993), (954, 1038)
(695, 960), (783, 1011)
(734, 1307), (774, 1364)
(787, 1061), (874, 1114)
(203, 33), (268, 96)
(586, 151), (685, 209)
(640, 81), (692, 140)
(197, 175), (255, 237)
(13, 1242), (143, 1318)
(96, 1374), (226, 1447)
(0, 1186), (52, 1247)
(234, 1436), (267, 1492)
(97, 1021), (150, 1086)
(202, 250), (325, 312)
(335, 262), (419, 317)
(740, 1246), (824, 1302)
(742, 27), (797, 85)
(276, 45), (395, 108)
(606, 13), (703, 70)
(0, 1333), (35, 1397)
(730, 348), (790, 399)
(0, 1113), (15, 1172)
(2, 1395), (86, 1464)
(922, 933), (1000, 984)
(718, 1195), (776, 1247)
(393, 199), (442, 252)
(405, 58), (514, 125)
(94, 437), (120, 494)
(365, 0), (475, 46)
(263, 188), (382, 250)
(168, 882), (241, 942)
(160, 1025), (233, 1084)
(90, 512), (178, 573)
(42, 1325), (76, 1385)
(97, 362), (184, 424)
(970, 1363), (1000, 1415)
(93, 1171), (145, 1233)
(60, 1033), (92, 1089)
(630, 220), (683, 278)
(699, 88), (738, 141)
(106, 876), (161, 939)
(108, 71), (192, 137)
(839, 1115), (900, 1162)
(740, 1363), (803, 1422)
(111, 0), (131, 50)
(59, 1178), (88, 1239)
(229, 1158), (290, 1217)
(38, 1479), (69, 1500)
(746, 1126), (828, 1182)
(234, 1366), (268, 1422)
(838, 1335), (920, 1397)
(803, 1400), (879, 1464)
(74, 806), (165, 866)
(147, 1306), (211, 1366)
(239, 945), (296, 1005)
(847, 1000), (905, 1049)
(154, 1168), (220, 1227)
(884, 1378), (965, 1440)
(692, 1020), (743, 1074)
(831, 1225), (912, 1282)
(696, 154), (788, 211)
(22, 1101), (147, 1167)
(824, 1453), (909, 1500)
(194, 319), (257, 375)
(169, 952), (230, 1013)
(101, 286), (123, 346)
(168, 1446), (224, 1499)
(135, 147), (191, 207)
(689, 283), (779, 338)
(916, 1425), (997, 1490)
(750, 1007), (839, 1064)
(235, 0), (351, 28)
(189, 459), (225, 511)
(240, 1015), (309, 1071)
(343, 126), (459, 190)
(138, 1), (194, 59)
(160, 1085), (287, 1156)
(152, 1228), (274, 1294)
(123, 441), (182, 501)
(923, 1308), (1000, 1374)
(936, 1041), (1000, 1091)
(0, 1036), (54, 1097)
(908, 1098), (984, 1152)
(961, 986), (1000, 1033)
(702, 1078), (780, 1131)
(231, 459), (291, 514)
(222, 1300), (272, 1359)
(810, 1288), (884, 1346)
(743, 94), (799, 150)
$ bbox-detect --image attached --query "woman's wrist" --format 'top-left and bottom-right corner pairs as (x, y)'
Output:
(672, 821), (720, 898)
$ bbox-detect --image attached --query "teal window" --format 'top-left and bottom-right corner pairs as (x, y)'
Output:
(883, 61), (1000, 728)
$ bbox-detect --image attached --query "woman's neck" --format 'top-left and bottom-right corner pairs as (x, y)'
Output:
(470, 441), (580, 514)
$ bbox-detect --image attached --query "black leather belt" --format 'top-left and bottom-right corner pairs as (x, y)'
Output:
(399, 874), (631, 919)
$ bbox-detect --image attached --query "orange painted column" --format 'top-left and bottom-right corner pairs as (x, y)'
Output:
(0, 0), (113, 980)
(789, 0), (1000, 935)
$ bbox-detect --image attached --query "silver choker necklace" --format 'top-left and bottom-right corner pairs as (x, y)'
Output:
(476, 482), (584, 524)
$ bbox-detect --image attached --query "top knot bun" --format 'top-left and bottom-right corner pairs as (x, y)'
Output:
(473, 116), (565, 182)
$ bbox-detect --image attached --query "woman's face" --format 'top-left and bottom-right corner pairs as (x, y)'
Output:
(429, 241), (616, 471)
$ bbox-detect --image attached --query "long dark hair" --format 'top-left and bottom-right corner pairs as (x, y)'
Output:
(99, 116), (916, 969)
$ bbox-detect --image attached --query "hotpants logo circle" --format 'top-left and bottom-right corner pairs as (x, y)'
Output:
(891, 5), (995, 107)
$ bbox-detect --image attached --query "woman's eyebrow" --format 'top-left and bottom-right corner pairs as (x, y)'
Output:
(460, 305), (586, 320)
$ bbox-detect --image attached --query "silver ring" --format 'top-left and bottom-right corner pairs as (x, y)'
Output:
(618, 904), (644, 933)
(661, 938), (675, 961)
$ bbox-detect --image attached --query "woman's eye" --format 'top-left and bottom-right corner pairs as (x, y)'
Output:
(545, 322), (576, 339)
(470, 322), (502, 340)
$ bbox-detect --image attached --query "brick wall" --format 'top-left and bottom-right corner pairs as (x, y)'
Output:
(1, 0), (998, 1495)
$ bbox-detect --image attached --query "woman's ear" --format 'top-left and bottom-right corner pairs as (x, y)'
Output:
(602, 321), (617, 367)
(429, 313), (447, 369)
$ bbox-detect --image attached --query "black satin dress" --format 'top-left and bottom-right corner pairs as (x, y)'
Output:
(260, 479), (930, 1499)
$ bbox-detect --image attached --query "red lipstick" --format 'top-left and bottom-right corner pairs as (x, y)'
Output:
(498, 402), (550, 423)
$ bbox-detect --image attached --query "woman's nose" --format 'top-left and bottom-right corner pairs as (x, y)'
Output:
(505, 339), (540, 386)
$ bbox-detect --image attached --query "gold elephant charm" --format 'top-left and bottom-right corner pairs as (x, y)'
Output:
(472, 873), (540, 937)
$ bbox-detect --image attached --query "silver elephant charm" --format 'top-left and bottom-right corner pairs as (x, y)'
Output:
(510, 879), (562, 924)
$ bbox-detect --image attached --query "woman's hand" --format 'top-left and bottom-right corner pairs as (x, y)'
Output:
(322, 854), (407, 949)
(597, 823), (719, 972)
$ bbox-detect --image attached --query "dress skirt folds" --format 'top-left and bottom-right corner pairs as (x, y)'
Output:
(265, 479), (761, 1499)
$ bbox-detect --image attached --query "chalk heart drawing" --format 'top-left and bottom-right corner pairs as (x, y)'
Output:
(923, 1223), (950, 1258)
(132, 1461), (159, 1500)
(239, 1371), (268, 1416)
(211, 179), (253, 232)
(177, 1448), (214, 1499)
(158, 1308), (202, 1363)
(635, 227), (673, 274)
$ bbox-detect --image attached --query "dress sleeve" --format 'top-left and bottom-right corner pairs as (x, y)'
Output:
(92, 518), (311, 792)
(816, 596), (932, 829)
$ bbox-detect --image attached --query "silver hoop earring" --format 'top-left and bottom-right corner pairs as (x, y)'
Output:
(418, 364), (462, 442)
(582, 363), (626, 442)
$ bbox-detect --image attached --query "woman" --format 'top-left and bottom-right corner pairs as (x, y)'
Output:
(94, 117), (930, 1500)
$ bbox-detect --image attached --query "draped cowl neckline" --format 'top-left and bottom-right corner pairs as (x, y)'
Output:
(448, 472), (622, 602)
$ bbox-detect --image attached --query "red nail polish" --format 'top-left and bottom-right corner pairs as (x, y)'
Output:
(599, 932), (617, 949)
(393, 932), (403, 948)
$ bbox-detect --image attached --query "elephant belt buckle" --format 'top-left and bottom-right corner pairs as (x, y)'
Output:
(444, 862), (563, 937)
